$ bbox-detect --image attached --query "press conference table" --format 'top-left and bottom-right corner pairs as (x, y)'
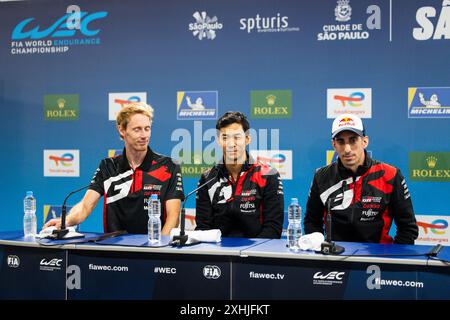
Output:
(0, 231), (448, 300)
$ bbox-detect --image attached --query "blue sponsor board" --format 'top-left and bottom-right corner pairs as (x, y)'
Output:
(233, 259), (349, 300)
(177, 91), (218, 120)
(1, 0), (449, 236)
(408, 87), (450, 118)
(68, 250), (230, 300)
(0, 246), (66, 300)
(232, 258), (440, 300)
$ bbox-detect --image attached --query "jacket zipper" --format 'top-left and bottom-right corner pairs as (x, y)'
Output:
(131, 167), (136, 192)
(350, 176), (356, 224)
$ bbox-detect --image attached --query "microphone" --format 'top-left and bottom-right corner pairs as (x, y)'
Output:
(47, 185), (90, 240)
(171, 169), (218, 247)
(428, 244), (443, 257)
(321, 189), (346, 255)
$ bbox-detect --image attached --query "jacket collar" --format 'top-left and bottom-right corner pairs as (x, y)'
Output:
(120, 146), (154, 171)
(217, 152), (254, 177)
(337, 149), (372, 177)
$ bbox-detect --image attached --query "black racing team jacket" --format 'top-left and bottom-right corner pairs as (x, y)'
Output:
(88, 147), (184, 233)
(196, 159), (285, 239)
(304, 151), (418, 244)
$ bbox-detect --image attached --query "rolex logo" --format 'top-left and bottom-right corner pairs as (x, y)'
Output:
(57, 98), (66, 109)
(266, 95), (276, 106)
(410, 152), (450, 182)
(44, 94), (79, 121)
(426, 156), (437, 168)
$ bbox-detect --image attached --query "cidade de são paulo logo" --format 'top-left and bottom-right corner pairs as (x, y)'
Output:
(317, 0), (381, 41)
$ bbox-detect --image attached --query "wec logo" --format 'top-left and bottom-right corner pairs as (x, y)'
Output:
(154, 267), (177, 274)
(12, 10), (108, 40)
(40, 258), (63, 267)
(313, 271), (345, 280)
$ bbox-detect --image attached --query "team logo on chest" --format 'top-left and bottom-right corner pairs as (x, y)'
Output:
(240, 188), (257, 213)
(240, 201), (256, 213)
(144, 183), (163, 197)
(241, 189), (257, 197)
(362, 196), (382, 203)
(144, 184), (162, 191)
(104, 170), (133, 204)
(361, 208), (379, 221)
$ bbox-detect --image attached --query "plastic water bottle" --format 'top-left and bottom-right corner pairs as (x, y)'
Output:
(23, 191), (37, 238)
(148, 194), (161, 243)
(287, 198), (302, 252)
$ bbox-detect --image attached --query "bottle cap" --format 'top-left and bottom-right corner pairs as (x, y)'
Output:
(26, 191), (33, 196)
(150, 194), (158, 200)
(291, 198), (298, 204)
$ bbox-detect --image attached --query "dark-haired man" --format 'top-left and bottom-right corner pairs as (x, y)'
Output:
(304, 114), (418, 244)
(195, 111), (284, 238)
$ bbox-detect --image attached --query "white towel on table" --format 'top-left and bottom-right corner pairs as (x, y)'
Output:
(35, 226), (80, 239)
(170, 228), (222, 245)
(298, 232), (325, 251)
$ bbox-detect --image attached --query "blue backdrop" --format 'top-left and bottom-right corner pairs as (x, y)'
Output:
(0, 0), (448, 234)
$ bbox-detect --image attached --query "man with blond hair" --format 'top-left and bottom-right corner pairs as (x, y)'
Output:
(44, 102), (184, 234)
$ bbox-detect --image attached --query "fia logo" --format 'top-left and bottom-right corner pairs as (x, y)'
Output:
(7, 255), (20, 268)
(203, 265), (221, 279)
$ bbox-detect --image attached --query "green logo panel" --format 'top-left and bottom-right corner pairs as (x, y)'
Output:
(44, 94), (79, 120)
(251, 90), (292, 118)
(409, 152), (450, 182)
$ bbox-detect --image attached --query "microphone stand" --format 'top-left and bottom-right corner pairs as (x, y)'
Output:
(321, 196), (345, 255)
(48, 185), (89, 240)
(171, 172), (217, 247)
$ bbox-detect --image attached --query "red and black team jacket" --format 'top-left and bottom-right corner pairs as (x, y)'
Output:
(89, 147), (184, 234)
(195, 158), (284, 239)
(304, 151), (418, 244)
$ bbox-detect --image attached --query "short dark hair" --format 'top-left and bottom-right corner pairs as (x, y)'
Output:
(216, 111), (250, 133)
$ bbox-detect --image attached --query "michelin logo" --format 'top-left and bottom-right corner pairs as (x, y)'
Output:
(419, 93), (441, 107)
(408, 87), (450, 118)
(177, 91), (218, 120)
